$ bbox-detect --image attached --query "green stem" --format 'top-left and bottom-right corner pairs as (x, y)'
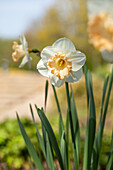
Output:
(32, 49), (40, 53)
(65, 82), (75, 148)
(28, 49), (40, 54)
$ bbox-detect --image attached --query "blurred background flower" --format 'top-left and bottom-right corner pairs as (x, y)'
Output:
(87, 0), (113, 63)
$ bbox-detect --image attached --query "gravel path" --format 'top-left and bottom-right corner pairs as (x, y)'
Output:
(0, 70), (51, 122)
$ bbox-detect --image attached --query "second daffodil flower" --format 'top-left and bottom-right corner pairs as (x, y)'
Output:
(12, 36), (32, 68)
(37, 38), (86, 87)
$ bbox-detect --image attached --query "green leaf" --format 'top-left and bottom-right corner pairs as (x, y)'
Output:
(66, 110), (71, 170)
(17, 113), (44, 170)
(45, 80), (49, 110)
(91, 75), (109, 170)
(83, 70), (96, 170)
(100, 75), (109, 119)
(70, 85), (80, 167)
(106, 132), (113, 170)
(102, 68), (113, 134)
(29, 104), (45, 157)
(66, 110), (69, 144)
(83, 120), (89, 170)
(92, 68), (113, 169)
(52, 85), (64, 142)
(41, 116), (47, 157)
(46, 134), (55, 170)
(65, 82), (78, 170)
(30, 159), (35, 170)
(65, 83), (75, 147)
(88, 72), (96, 170)
(60, 131), (67, 170)
(72, 142), (78, 170)
(35, 106), (64, 170)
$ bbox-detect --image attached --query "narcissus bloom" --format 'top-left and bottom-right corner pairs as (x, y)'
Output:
(12, 36), (32, 68)
(37, 38), (86, 87)
(88, 12), (113, 52)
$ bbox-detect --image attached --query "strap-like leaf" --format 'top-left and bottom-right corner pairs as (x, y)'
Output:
(106, 132), (113, 170)
(70, 85), (80, 170)
(100, 75), (109, 119)
(46, 134), (55, 170)
(66, 110), (71, 170)
(17, 113), (44, 170)
(65, 83), (75, 147)
(60, 131), (68, 169)
(29, 104), (45, 157)
(91, 75), (109, 170)
(52, 85), (64, 142)
(30, 159), (35, 170)
(83, 70), (96, 170)
(65, 82), (78, 169)
(83, 120), (89, 170)
(102, 68), (113, 133)
(35, 106), (64, 170)
(88, 72), (96, 170)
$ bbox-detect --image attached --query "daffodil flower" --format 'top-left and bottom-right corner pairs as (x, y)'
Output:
(88, 12), (113, 52)
(12, 36), (32, 68)
(37, 38), (86, 87)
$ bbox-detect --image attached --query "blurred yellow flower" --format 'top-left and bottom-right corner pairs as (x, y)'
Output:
(12, 41), (25, 62)
(88, 12), (113, 52)
(12, 36), (32, 68)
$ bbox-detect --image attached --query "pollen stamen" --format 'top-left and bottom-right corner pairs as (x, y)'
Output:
(48, 52), (72, 79)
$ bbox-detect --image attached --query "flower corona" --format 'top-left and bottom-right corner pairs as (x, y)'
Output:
(48, 52), (72, 80)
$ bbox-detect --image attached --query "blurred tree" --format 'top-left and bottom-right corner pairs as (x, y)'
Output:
(27, 0), (103, 71)
(0, 0), (104, 71)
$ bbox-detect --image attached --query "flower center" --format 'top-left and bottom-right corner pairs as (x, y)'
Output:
(48, 52), (72, 80)
(57, 58), (66, 67)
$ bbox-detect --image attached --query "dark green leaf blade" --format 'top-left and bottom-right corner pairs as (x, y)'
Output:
(87, 72), (96, 170)
(106, 132), (113, 170)
(17, 113), (44, 170)
(46, 134), (55, 170)
(60, 131), (68, 170)
(70, 85), (80, 169)
(35, 106), (64, 170)
(102, 68), (113, 134)
(52, 85), (64, 142)
(91, 75), (109, 170)
(30, 159), (35, 170)
(29, 104), (45, 157)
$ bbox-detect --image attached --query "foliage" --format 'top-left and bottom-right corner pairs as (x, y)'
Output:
(17, 67), (113, 169)
(0, 119), (39, 169)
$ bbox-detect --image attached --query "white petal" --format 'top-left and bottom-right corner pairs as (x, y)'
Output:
(20, 35), (28, 50)
(52, 37), (76, 54)
(41, 46), (57, 64)
(101, 50), (113, 63)
(66, 68), (83, 83)
(37, 59), (50, 77)
(69, 51), (86, 71)
(19, 54), (32, 68)
(50, 74), (65, 87)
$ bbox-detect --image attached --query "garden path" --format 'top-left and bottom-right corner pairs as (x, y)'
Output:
(0, 70), (52, 122)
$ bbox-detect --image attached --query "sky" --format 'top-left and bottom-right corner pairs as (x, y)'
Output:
(0, 0), (55, 39)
